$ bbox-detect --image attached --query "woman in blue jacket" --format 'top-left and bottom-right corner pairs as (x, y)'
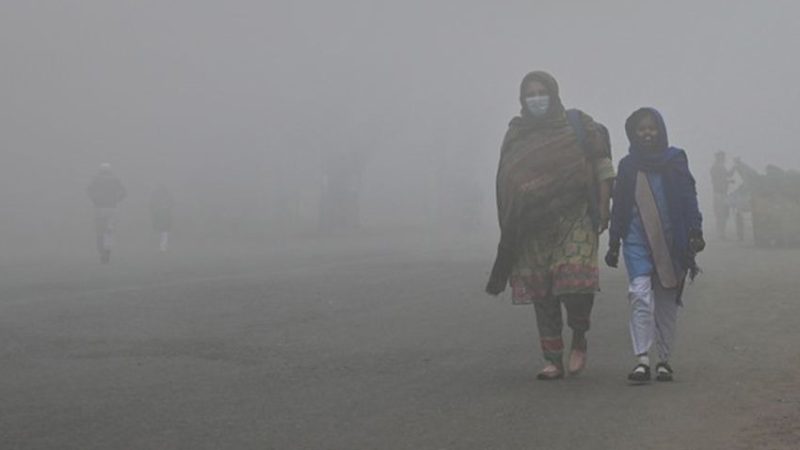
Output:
(605, 108), (705, 383)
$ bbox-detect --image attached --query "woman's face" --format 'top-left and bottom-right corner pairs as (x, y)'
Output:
(522, 80), (548, 98)
(635, 114), (660, 151)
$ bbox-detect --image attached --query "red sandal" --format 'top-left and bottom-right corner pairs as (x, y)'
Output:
(568, 349), (587, 376)
(536, 363), (564, 380)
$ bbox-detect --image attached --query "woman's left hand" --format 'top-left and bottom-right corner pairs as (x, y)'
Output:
(688, 229), (706, 253)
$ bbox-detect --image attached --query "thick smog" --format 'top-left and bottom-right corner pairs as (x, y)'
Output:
(1, 1), (799, 449)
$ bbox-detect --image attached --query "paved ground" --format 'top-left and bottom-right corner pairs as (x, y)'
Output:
(1, 233), (799, 449)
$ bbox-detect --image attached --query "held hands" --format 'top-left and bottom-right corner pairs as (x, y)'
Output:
(604, 242), (620, 268)
(688, 229), (706, 254)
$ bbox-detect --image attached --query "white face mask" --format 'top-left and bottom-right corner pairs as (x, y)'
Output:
(524, 95), (550, 117)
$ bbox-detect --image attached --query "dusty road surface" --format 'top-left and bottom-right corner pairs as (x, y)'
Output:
(1, 233), (799, 449)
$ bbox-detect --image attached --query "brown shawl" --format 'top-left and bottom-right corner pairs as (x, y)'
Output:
(486, 71), (609, 295)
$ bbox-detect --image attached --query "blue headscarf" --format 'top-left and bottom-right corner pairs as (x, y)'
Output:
(609, 108), (703, 279)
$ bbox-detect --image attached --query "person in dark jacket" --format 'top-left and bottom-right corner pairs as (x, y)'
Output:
(87, 163), (126, 263)
(710, 151), (734, 239)
(605, 108), (704, 383)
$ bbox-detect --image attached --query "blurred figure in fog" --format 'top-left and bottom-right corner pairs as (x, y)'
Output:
(87, 163), (126, 263)
(150, 184), (173, 252)
(710, 151), (734, 239)
(728, 159), (751, 241)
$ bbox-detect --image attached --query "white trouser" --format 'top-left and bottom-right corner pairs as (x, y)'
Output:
(628, 276), (680, 361)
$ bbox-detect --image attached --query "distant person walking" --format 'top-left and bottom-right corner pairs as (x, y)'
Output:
(87, 163), (126, 263)
(728, 159), (750, 242)
(710, 151), (734, 239)
(486, 71), (614, 380)
(605, 108), (704, 383)
(150, 184), (173, 252)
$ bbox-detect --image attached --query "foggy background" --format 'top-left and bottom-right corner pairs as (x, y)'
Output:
(2, 0), (799, 261)
(4, 3), (800, 449)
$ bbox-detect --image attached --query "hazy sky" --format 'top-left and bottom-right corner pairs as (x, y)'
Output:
(2, 0), (799, 243)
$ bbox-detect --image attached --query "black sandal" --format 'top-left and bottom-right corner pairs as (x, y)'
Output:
(627, 363), (651, 383)
(655, 362), (674, 382)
